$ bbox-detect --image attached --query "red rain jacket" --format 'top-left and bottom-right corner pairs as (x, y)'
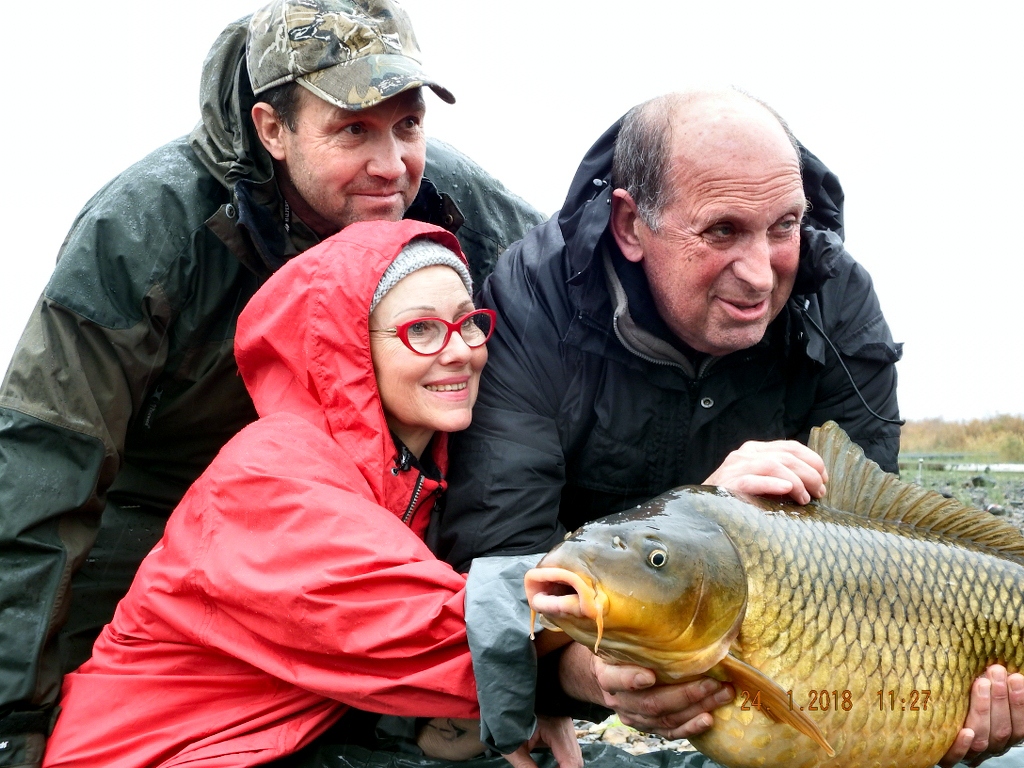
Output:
(43, 221), (480, 767)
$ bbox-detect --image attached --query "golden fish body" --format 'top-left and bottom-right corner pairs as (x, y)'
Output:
(525, 423), (1024, 768)
(682, 485), (1024, 767)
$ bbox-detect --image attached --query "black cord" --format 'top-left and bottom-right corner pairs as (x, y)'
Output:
(800, 305), (905, 427)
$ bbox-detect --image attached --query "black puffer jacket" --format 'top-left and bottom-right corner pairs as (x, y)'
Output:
(439, 118), (903, 572)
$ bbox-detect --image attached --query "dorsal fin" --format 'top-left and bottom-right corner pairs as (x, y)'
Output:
(809, 421), (1024, 561)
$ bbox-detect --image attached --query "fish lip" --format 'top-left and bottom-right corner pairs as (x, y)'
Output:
(524, 566), (603, 621)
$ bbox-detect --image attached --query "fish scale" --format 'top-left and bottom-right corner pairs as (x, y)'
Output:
(525, 422), (1024, 768)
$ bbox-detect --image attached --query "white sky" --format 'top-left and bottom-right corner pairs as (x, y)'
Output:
(1, 0), (1021, 421)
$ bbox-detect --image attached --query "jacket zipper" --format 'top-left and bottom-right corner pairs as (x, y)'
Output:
(696, 355), (716, 379)
(142, 386), (164, 430)
(402, 472), (426, 525)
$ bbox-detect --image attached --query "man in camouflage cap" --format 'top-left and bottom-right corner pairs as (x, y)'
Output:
(245, 0), (461, 236)
(248, 0), (456, 110)
(0, 1), (544, 765)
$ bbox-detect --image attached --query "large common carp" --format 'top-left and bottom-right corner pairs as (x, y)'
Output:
(524, 422), (1024, 768)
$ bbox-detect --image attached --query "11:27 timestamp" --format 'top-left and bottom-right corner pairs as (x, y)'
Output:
(878, 689), (931, 711)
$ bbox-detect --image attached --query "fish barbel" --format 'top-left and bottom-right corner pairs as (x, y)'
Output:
(524, 422), (1024, 768)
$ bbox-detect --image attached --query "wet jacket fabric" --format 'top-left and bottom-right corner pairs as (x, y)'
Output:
(438, 118), (903, 572)
(0, 17), (543, 765)
(41, 220), (480, 768)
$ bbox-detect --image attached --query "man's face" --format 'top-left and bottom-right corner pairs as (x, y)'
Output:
(613, 117), (805, 357)
(270, 87), (427, 236)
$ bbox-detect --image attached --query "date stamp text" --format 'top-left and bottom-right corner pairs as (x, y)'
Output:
(738, 689), (932, 712)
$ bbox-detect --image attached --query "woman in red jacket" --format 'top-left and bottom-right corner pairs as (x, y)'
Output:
(42, 220), (579, 768)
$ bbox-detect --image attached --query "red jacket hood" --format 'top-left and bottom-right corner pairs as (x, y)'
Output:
(235, 219), (466, 496)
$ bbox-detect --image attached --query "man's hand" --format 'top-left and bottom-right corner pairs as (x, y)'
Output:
(591, 657), (733, 739)
(704, 439), (827, 505)
(503, 715), (583, 768)
(939, 666), (1024, 767)
(557, 643), (733, 740)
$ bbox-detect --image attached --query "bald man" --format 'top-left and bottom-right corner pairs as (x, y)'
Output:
(441, 91), (1024, 766)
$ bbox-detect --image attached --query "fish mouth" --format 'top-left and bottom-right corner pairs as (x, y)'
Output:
(524, 566), (609, 653)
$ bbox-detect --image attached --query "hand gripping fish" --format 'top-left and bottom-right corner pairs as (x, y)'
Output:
(525, 421), (1024, 768)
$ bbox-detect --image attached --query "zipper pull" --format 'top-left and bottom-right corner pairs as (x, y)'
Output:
(392, 445), (414, 475)
(142, 386), (164, 430)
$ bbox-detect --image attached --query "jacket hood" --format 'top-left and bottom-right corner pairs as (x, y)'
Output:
(187, 15), (308, 277)
(189, 15), (272, 192)
(556, 113), (848, 297)
(235, 219), (465, 493)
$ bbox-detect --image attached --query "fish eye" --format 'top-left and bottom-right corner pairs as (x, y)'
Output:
(648, 549), (668, 568)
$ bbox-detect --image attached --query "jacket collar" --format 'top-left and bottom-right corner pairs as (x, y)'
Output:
(601, 244), (699, 377)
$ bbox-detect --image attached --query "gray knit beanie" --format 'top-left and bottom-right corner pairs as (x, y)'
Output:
(370, 238), (473, 313)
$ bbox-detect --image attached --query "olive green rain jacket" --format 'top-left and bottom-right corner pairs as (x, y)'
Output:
(0, 18), (544, 767)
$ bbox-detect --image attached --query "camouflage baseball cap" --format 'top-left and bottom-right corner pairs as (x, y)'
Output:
(247, 0), (455, 111)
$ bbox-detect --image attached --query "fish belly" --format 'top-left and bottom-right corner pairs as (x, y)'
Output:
(691, 505), (1024, 768)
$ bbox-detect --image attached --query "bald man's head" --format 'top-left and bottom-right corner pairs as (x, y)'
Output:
(612, 89), (801, 231)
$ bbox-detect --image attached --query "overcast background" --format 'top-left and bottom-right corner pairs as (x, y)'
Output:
(1, 1), (1020, 421)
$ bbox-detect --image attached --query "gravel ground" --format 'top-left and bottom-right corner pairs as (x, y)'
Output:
(574, 715), (696, 754)
(573, 470), (1024, 757)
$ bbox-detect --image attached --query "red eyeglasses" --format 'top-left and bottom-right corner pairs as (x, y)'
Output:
(371, 308), (496, 355)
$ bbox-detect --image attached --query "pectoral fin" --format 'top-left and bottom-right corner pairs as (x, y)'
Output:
(717, 654), (835, 757)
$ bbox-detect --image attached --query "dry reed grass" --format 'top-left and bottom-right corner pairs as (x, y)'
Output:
(900, 415), (1024, 462)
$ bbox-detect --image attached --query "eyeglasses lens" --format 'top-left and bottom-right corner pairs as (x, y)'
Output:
(405, 312), (493, 354)
(406, 321), (445, 354)
(460, 313), (492, 345)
